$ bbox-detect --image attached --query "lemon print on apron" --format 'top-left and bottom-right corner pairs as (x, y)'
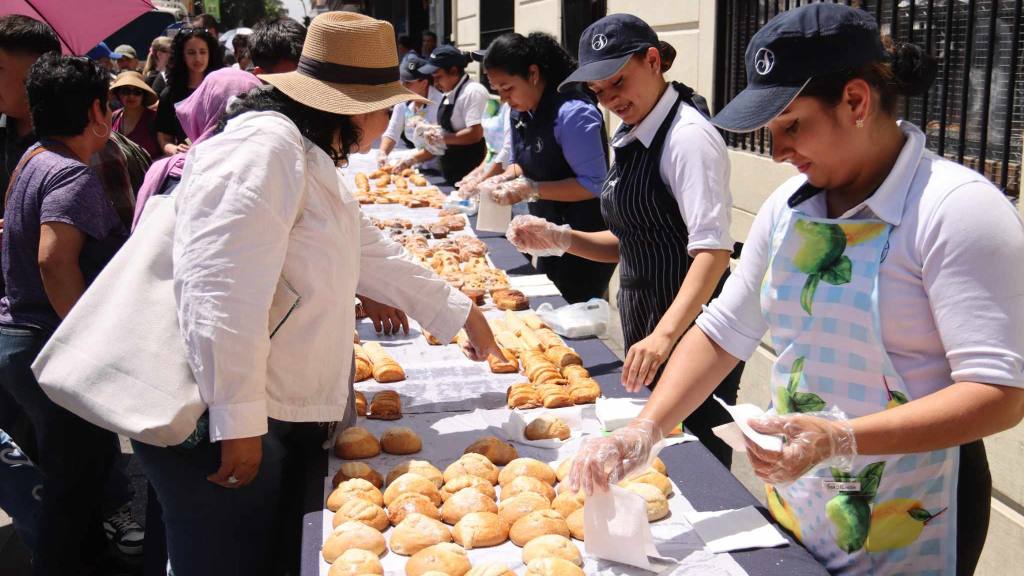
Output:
(766, 485), (802, 542)
(794, 221), (888, 315)
(865, 499), (947, 552)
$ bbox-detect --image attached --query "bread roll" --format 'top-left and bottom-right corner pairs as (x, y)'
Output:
(355, 173), (370, 191)
(566, 379), (601, 404)
(405, 542), (471, 576)
(560, 365), (589, 384)
(362, 342), (406, 383)
(452, 511), (509, 549)
(550, 492), (583, 519)
(440, 475), (497, 502)
(354, 346), (373, 383)
(652, 456), (667, 475)
(333, 462), (383, 489)
(387, 460), (444, 488)
(381, 427), (422, 455)
(354, 391), (368, 416)
(503, 310), (529, 335)
(463, 436), (518, 466)
(509, 509), (570, 546)
(322, 520), (386, 562)
(441, 487), (498, 525)
(465, 563), (516, 576)
(507, 384), (542, 409)
(543, 346), (582, 368)
(521, 534), (582, 566)
(332, 498), (389, 531)
(539, 390), (573, 409)
(622, 469), (673, 497)
(387, 492), (441, 526)
(532, 328), (564, 349)
(524, 416), (571, 441)
(443, 453), (499, 485)
(623, 482), (669, 521)
(389, 513), (452, 556)
(327, 478), (384, 511)
(555, 459), (572, 483)
(497, 491), (550, 526)
(493, 289), (529, 311)
(525, 557), (585, 576)
(328, 548), (383, 576)
(498, 458), (556, 486)
(367, 389), (403, 420)
(383, 472), (442, 507)
(520, 311), (547, 330)
(335, 427), (380, 460)
(501, 475), (555, 503)
(565, 507), (585, 541)
(487, 348), (519, 374)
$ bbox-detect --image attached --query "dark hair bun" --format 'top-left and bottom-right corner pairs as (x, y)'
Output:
(890, 42), (937, 97)
(657, 40), (676, 73)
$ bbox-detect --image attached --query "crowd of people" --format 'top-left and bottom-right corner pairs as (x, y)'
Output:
(0, 4), (1021, 576)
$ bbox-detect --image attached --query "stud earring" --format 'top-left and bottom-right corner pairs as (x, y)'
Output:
(856, 118), (864, 129)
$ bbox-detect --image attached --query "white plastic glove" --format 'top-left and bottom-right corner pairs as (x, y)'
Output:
(506, 214), (572, 257)
(567, 418), (664, 495)
(393, 155), (418, 171)
(376, 150), (389, 167)
(745, 407), (858, 486)
(491, 177), (537, 206)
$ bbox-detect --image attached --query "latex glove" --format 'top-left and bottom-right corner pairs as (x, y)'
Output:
(392, 155), (418, 172)
(460, 304), (502, 362)
(358, 295), (409, 335)
(567, 418), (664, 495)
(744, 408), (857, 486)
(622, 330), (675, 392)
(455, 168), (485, 198)
(506, 214), (572, 257)
(208, 436), (262, 488)
(490, 177), (535, 206)
(376, 150), (389, 167)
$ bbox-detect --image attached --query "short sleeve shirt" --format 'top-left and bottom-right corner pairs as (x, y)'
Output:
(0, 142), (128, 330)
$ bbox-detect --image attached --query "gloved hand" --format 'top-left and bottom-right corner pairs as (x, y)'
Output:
(506, 214), (572, 257)
(376, 150), (389, 167)
(745, 407), (857, 486)
(491, 177), (537, 205)
(455, 167), (485, 197)
(393, 155), (418, 172)
(474, 176), (505, 200)
(567, 418), (664, 495)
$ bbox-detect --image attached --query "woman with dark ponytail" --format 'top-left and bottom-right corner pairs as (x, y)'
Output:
(478, 32), (615, 303)
(567, 5), (1024, 576)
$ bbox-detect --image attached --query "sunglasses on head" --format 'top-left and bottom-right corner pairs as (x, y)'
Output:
(179, 27), (208, 35)
(119, 87), (146, 96)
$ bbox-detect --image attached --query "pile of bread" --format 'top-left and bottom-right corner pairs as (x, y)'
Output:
(323, 434), (673, 576)
(354, 343), (406, 384)
(354, 168), (444, 207)
(350, 390), (403, 421)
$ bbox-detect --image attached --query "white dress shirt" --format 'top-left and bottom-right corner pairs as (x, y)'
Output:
(611, 85), (734, 255)
(173, 111), (471, 441)
(696, 122), (1024, 399)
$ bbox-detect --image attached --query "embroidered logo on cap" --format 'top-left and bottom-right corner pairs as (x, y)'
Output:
(591, 33), (609, 51)
(754, 47), (775, 75)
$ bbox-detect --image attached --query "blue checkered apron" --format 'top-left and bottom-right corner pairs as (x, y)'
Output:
(760, 208), (957, 575)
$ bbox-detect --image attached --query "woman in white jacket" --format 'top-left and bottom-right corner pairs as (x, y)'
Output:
(131, 13), (500, 576)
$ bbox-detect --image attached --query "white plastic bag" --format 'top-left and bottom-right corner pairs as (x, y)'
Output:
(535, 298), (610, 339)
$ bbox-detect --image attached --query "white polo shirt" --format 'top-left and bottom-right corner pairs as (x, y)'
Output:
(696, 121), (1024, 399)
(383, 85), (444, 145)
(611, 85), (735, 255)
(443, 74), (489, 132)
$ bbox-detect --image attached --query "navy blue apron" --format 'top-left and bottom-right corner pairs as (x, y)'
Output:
(511, 87), (615, 303)
(439, 75), (486, 184)
(600, 83), (741, 466)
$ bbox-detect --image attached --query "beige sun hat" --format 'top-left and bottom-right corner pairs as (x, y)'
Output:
(110, 70), (158, 107)
(258, 11), (428, 115)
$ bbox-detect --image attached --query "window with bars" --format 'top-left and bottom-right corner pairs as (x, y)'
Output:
(562, 0), (607, 59)
(480, 0), (515, 53)
(714, 0), (1023, 196)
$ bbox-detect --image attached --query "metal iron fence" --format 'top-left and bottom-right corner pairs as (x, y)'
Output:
(714, 0), (1023, 195)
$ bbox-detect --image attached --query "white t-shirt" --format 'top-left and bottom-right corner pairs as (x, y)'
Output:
(696, 122), (1024, 399)
(383, 85), (444, 145)
(611, 85), (734, 255)
(442, 75), (489, 132)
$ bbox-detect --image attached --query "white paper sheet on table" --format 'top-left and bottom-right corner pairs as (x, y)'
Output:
(508, 274), (562, 297)
(595, 398), (699, 446)
(476, 190), (512, 233)
(689, 506), (789, 554)
(585, 485), (673, 571)
(500, 406), (583, 449)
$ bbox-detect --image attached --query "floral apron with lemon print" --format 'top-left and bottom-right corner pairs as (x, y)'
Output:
(760, 204), (958, 575)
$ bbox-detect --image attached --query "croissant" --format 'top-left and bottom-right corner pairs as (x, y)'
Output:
(488, 348), (519, 374)
(368, 390), (402, 420)
(561, 364), (590, 384)
(507, 384), (542, 409)
(544, 346), (582, 369)
(567, 379), (601, 404)
(533, 328), (564, 349)
(353, 344), (373, 383)
(362, 342), (406, 383)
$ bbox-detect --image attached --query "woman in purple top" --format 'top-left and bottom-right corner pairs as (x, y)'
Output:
(0, 54), (128, 574)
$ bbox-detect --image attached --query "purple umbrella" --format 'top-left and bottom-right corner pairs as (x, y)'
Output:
(0, 0), (154, 55)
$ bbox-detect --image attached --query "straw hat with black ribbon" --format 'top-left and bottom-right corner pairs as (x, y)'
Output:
(259, 11), (428, 115)
(110, 70), (159, 107)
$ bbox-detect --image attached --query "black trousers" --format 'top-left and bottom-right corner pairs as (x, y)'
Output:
(956, 440), (991, 576)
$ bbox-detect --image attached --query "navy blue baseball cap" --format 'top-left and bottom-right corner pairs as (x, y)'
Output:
(400, 54), (431, 82)
(712, 3), (888, 133)
(418, 45), (468, 74)
(558, 14), (658, 92)
(87, 42), (122, 61)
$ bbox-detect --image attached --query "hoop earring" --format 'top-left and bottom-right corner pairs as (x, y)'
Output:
(855, 118), (864, 129)
(91, 122), (111, 139)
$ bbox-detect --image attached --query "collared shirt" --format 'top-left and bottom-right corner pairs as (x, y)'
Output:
(696, 122), (1024, 398)
(442, 75), (489, 132)
(611, 85), (734, 255)
(173, 111), (471, 441)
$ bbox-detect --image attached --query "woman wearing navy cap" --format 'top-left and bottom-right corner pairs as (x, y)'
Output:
(378, 54), (444, 171)
(507, 14), (741, 465)
(567, 4), (1024, 574)
(419, 45), (489, 183)
(478, 32), (616, 304)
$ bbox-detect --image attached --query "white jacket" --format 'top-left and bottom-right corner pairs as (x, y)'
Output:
(172, 111), (471, 442)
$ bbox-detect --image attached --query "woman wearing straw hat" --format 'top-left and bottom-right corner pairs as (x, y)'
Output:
(130, 13), (501, 575)
(567, 4), (1024, 574)
(110, 70), (160, 159)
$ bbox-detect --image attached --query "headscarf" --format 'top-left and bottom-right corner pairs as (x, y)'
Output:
(132, 68), (262, 231)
